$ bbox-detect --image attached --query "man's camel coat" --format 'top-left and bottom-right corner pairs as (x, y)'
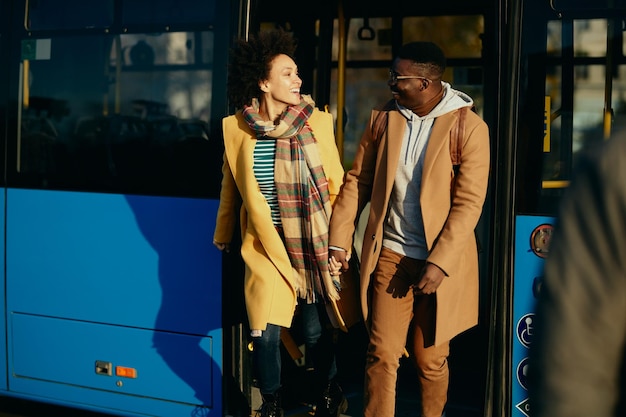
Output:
(214, 109), (345, 331)
(329, 105), (490, 346)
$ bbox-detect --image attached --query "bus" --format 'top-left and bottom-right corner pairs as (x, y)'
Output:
(0, 0), (624, 416)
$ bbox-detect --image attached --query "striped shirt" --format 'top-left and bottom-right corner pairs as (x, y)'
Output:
(253, 139), (281, 225)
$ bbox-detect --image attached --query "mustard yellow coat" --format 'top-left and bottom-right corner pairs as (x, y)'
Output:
(329, 106), (490, 346)
(214, 109), (345, 331)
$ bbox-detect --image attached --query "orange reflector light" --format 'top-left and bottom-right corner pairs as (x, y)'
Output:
(115, 366), (137, 378)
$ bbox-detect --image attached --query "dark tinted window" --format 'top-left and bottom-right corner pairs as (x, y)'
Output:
(17, 31), (218, 198)
(26, 0), (114, 30)
(122, 0), (216, 26)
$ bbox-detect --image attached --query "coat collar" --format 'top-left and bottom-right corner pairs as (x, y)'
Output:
(384, 109), (458, 184)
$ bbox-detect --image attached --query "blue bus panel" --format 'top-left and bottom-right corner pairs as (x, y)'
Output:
(5, 188), (222, 417)
(0, 191), (5, 391)
(511, 215), (555, 417)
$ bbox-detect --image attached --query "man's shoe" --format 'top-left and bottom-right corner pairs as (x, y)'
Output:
(315, 380), (348, 417)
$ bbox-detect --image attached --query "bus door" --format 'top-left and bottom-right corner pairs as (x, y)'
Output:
(501, 1), (626, 416)
(325, 11), (496, 416)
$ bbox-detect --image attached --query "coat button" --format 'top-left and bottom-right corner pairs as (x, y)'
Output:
(371, 234), (375, 240)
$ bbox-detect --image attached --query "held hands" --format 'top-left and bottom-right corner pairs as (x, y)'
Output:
(414, 263), (445, 295)
(329, 248), (350, 276)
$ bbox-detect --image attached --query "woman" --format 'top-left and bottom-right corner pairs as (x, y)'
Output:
(213, 29), (348, 417)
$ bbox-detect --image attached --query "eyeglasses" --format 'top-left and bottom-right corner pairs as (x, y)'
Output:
(388, 70), (431, 84)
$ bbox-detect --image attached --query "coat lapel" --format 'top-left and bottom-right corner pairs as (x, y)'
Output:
(226, 115), (294, 283)
(421, 112), (457, 184)
(383, 111), (405, 193)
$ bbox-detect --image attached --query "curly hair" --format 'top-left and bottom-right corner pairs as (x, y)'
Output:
(227, 29), (298, 109)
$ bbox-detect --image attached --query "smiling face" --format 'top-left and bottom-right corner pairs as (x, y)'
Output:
(259, 53), (302, 118)
(388, 57), (431, 109)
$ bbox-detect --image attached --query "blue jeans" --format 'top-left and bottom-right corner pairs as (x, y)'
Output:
(300, 301), (337, 381)
(252, 300), (337, 395)
(252, 323), (282, 395)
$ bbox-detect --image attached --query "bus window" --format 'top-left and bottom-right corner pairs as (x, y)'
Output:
(331, 17), (393, 61)
(26, 0), (114, 30)
(16, 30), (216, 197)
(330, 67), (391, 167)
(121, 0), (216, 27)
(516, 2), (626, 215)
(402, 15), (484, 58)
(329, 14), (485, 168)
(539, 17), (626, 208)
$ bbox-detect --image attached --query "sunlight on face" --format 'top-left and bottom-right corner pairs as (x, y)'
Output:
(261, 54), (302, 110)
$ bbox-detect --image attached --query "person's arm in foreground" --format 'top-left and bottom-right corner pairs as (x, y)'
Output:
(529, 140), (626, 417)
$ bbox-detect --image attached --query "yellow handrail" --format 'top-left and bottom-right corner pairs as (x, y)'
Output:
(336, 0), (346, 162)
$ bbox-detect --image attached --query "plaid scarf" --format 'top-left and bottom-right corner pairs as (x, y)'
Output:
(242, 95), (339, 303)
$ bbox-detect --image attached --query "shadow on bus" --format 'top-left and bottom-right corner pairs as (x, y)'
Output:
(125, 195), (222, 410)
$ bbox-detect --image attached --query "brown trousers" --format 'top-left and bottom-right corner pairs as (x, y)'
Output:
(364, 248), (450, 417)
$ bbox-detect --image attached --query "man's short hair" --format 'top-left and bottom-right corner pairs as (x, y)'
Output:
(398, 42), (446, 74)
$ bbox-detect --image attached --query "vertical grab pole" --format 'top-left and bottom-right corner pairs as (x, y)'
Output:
(336, 0), (346, 161)
(603, 16), (616, 140)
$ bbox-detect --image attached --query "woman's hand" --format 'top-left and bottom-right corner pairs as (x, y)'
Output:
(328, 254), (343, 276)
(213, 240), (230, 252)
(329, 248), (350, 274)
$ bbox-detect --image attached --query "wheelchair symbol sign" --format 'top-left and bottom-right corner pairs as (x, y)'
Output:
(516, 313), (535, 348)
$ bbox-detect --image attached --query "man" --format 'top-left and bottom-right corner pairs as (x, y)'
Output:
(528, 135), (626, 417)
(329, 42), (490, 417)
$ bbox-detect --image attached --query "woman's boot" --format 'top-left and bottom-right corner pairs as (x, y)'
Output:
(257, 391), (283, 417)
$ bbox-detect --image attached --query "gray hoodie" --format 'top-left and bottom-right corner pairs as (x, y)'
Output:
(382, 82), (474, 259)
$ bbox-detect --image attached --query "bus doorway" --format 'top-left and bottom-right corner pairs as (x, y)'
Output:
(245, 2), (501, 416)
